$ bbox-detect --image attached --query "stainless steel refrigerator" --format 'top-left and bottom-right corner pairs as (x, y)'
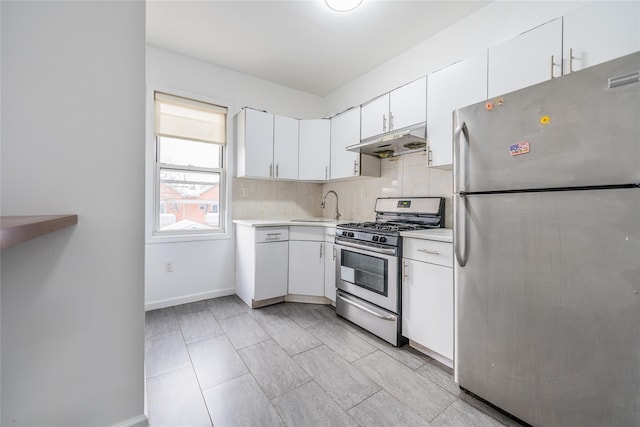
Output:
(453, 52), (639, 426)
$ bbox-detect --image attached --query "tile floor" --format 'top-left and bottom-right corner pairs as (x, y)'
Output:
(145, 296), (523, 427)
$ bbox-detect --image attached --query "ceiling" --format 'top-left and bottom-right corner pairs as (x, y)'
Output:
(146, 0), (490, 97)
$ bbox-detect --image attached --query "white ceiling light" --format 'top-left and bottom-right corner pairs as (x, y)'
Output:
(324, 0), (364, 13)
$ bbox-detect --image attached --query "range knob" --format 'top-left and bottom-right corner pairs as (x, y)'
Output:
(379, 236), (387, 243)
(348, 232), (355, 238)
(342, 231), (348, 237)
(372, 236), (379, 242)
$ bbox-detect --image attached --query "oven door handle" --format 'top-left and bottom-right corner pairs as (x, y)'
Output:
(335, 239), (397, 256)
(336, 293), (396, 321)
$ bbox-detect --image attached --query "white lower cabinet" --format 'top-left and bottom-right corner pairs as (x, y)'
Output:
(402, 237), (453, 364)
(324, 227), (336, 302)
(288, 226), (325, 296)
(236, 225), (289, 307)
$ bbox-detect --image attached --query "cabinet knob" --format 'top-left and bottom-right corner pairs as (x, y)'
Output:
(383, 114), (387, 132)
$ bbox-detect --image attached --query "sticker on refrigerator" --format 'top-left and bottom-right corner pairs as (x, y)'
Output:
(509, 141), (530, 156)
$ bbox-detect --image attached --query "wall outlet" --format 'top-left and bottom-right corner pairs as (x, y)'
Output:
(242, 186), (250, 198)
(361, 188), (367, 198)
(165, 261), (173, 273)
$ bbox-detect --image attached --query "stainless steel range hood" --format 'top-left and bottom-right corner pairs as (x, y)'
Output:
(347, 122), (426, 158)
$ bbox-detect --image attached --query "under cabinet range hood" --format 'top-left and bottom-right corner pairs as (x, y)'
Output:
(347, 122), (426, 158)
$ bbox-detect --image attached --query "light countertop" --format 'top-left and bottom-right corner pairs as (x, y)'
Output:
(234, 219), (453, 243)
(233, 218), (349, 228)
(400, 228), (453, 243)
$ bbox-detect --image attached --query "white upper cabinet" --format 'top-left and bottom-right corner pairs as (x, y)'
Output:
(236, 108), (274, 178)
(488, 18), (563, 98)
(360, 76), (427, 140)
(360, 94), (389, 139)
(273, 115), (299, 180)
(563, 1), (640, 75)
(330, 108), (381, 180)
(427, 52), (488, 167)
(237, 109), (298, 180)
(389, 76), (427, 131)
(299, 119), (331, 181)
(330, 108), (360, 179)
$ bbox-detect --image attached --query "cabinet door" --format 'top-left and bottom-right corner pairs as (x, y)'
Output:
(255, 241), (288, 301)
(389, 76), (427, 131)
(324, 241), (336, 302)
(402, 259), (453, 360)
(360, 93), (389, 139)
(288, 240), (324, 296)
(563, 1), (640, 74)
(488, 18), (562, 98)
(242, 108), (274, 178)
(273, 115), (299, 180)
(330, 108), (360, 179)
(299, 119), (330, 181)
(427, 52), (487, 167)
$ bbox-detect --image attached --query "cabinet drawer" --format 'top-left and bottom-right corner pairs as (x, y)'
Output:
(255, 227), (289, 243)
(289, 226), (324, 241)
(403, 238), (452, 267)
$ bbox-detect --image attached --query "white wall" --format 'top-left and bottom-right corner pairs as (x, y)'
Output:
(324, 0), (589, 116)
(145, 47), (324, 310)
(1, 2), (145, 426)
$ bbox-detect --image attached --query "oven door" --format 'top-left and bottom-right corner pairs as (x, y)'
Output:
(335, 240), (399, 313)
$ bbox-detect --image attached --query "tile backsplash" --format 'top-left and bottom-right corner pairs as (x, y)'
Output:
(232, 152), (452, 228)
(321, 152), (453, 228)
(232, 178), (324, 219)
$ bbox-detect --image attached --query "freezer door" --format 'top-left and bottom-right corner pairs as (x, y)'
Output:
(454, 52), (640, 193)
(454, 188), (640, 427)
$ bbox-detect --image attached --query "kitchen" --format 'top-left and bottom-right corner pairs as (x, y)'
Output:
(1, 1), (639, 426)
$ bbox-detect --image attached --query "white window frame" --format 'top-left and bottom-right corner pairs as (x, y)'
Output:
(154, 143), (226, 237)
(147, 87), (233, 244)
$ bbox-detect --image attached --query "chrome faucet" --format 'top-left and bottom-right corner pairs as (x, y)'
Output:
(321, 190), (341, 220)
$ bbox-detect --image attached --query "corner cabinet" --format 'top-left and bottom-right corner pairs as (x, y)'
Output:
(402, 237), (453, 367)
(288, 226), (325, 296)
(330, 108), (380, 180)
(235, 225), (289, 307)
(361, 76), (426, 139)
(426, 52), (487, 168)
(299, 119), (330, 181)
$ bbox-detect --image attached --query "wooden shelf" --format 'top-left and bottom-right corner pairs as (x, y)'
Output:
(1, 215), (78, 249)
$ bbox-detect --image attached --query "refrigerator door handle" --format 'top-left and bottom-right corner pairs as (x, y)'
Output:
(453, 121), (468, 194)
(454, 194), (469, 267)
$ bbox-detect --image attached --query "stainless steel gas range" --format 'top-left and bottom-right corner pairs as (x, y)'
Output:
(334, 197), (445, 346)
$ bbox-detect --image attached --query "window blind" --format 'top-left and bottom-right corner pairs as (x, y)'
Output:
(155, 92), (227, 144)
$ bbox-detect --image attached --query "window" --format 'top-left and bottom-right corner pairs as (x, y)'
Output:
(154, 92), (227, 235)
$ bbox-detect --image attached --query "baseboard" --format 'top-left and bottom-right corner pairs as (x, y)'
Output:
(284, 294), (332, 305)
(251, 296), (285, 308)
(145, 287), (236, 311)
(408, 340), (453, 369)
(111, 414), (148, 427)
